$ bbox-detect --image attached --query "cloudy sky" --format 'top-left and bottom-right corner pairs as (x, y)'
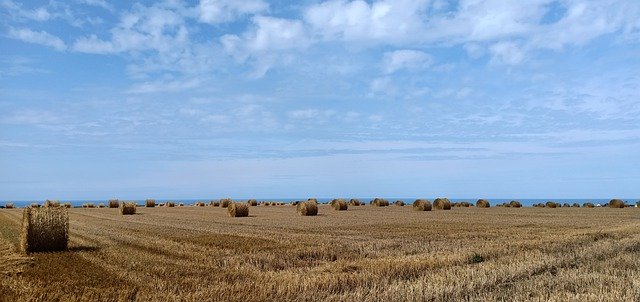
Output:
(1, 0), (639, 200)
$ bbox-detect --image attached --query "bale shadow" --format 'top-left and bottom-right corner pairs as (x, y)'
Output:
(68, 246), (100, 252)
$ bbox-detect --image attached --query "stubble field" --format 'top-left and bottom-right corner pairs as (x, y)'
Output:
(1, 204), (639, 301)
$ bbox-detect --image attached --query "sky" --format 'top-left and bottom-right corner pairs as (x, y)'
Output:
(1, 0), (639, 201)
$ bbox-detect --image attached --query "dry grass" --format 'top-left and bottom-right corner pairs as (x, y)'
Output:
(119, 202), (136, 215)
(1, 205), (640, 301)
(228, 203), (249, 217)
(19, 207), (68, 254)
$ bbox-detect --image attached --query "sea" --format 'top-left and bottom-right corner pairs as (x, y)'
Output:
(1, 198), (638, 208)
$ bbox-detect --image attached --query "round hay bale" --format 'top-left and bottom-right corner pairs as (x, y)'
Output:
(120, 202), (136, 215)
(476, 199), (490, 208)
(30, 203), (40, 208)
(63, 203), (71, 208)
(571, 203), (580, 207)
(395, 200), (405, 206)
(178, 203), (184, 207)
(433, 198), (452, 210)
(331, 199), (348, 211)
(608, 199), (625, 208)
(5, 203), (14, 209)
(247, 199), (258, 206)
(20, 207), (69, 253)
(372, 198), (389, 207)
(98, 203), (105, 208)
(413, 199), (432, 211)
(44, 200), (60, 208)
(263, 202), (270, 206)
(298, 201), (318, 216)
(509, 200), (522, 208)
(108, 199), (119, 208)
(83, 203), (95, 208)
(167, 202), (175, 207)
(145, 199), (156, 208)
(195, 201), (205, 207)
(562, 203), (570, 207)
(545, 201), (557, 208)
(220, 198), (232, 208)
(307, 198), (318, 204)
(349, 199), (361, 206)
(228, 203), (249, 217)
(583, 202), (595, 208)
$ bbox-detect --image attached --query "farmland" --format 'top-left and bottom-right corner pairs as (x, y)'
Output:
(1, 205), (639, 301)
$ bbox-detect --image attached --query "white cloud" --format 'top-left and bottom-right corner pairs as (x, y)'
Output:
(127, 78), (201, 94)
(489, 41), (525, 65)
(287, 109), (336, 120)
(79, 0), (115, 12)
(7, 27), (66, 51)
(382, 49), (433, 74)
(198, 0), (268, 24)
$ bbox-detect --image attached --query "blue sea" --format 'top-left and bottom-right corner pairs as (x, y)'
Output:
(1, 198), (638, 208)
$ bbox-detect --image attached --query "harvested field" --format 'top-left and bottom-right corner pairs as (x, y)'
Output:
(1, 206), (639, 301)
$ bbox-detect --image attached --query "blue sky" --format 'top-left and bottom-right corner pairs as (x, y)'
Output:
(1, 0), (639, 200)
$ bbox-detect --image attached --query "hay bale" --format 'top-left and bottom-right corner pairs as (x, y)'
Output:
(167, 202), (175, 207)
(44, 200), (60, 208)
(307, 198), (318, 204)
(195, 201), (205, 207)
(30, 203), (40, 208)
(476, 199), (490, 208)
(545, 201), (557, 208)
(108, 199), (119, 208)
(98, 203), (105, 208)
(433, 198), (452, 210)
(83, 203), (95, 208)
(5, 203), (14, 209)
(562, 203), (570, 207)
(413, 199), (432, 211)
(228, 202), (249, 217)
(178, 203), (184, 207)
(371, 198), (389, 207)
(220, 198), (232, 208)
(583, 202), (595, 208)
(298, 201), (318, 216)
(395, 200), (405, 206)
(247, 199), (258, 206)
(263, 202), (270, 207)
(20, 207), (68, 254)
(608, 199), (625, 208)
(120, 202), (136, 215)
(331, 199), (348, 211)
(572, 203), (580, 207)
(349, 199), (361, 206)
(145, 199), (156, 208)
(509, 200), (522, 208)
(461, 201), (471, 207)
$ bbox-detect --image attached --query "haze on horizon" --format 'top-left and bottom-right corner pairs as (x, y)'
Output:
(1, 0), (639, 201)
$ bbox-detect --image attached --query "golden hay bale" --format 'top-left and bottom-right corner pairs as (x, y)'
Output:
(460, 201), (471, 207)
(413, 199), (432, 211)
(433, 198), (452, 210)
(331, 199), (348, 211)
(5, 203), (14, 209)
(98, 203), (105, 208)
(608, 199), (625, 208)
(145, 199), (156, 208)
(545, 201), (558, 208)
(167, 202), (175, 207)
(395, 200), (405, 206)
(349, 199), (361, 206)
(263, 202), (270, 206)
(509, 200), (523, 208)
(20, 207), (68, 254)
(108, 199), (119, 208)
(562, 203), (570, 207)
(476, 199), (490, 208)
(44, 200), (60, 208)
(371, 198), (389, 207)
(572, 203), (580, 207)
(120, 202), (136, 215)
(83, 203), (95, 208)
(583, 202), (595, 208)
(220, 198), (232, 208)
(298, 201), (318, 216)
(228, 202), (249, 217)
(196, 201), (205, 207)
(247, 199), (258, 206)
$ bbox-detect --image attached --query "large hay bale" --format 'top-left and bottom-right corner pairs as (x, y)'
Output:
(572, 203), (580, 208)
(228, 202), (249, 217)
(247, 199), (258, 206)
(509, 200), (522, 208)
(108, 199), (119, 208)
(476, 199), (490, 208)
(413, 199), (432, 211)
(608, 199), (625, 208)
(349, 199), (361, 206)
(562, 203), (570, 207)
(331, 199), (348, 211)
(167, 202), (175, 207)
(583, 202), (595, 208)
(44, 200), (60, 208)
(545, 201), (558, 208)
(5, 203), (14, 209)
(433, 198), (452, 210)
(395, 200), (405, 206)
(120, 202), (136, 215)
(372, 198), (389, 207)
(194, 201), (205, 207)
(20, 207), (69, 254)
(298, 201), (318, 216)
(220, 198), (232, 208)
(145, 199), (156, 208)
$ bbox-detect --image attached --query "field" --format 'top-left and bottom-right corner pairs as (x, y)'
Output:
(1, 205), (639, 301)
